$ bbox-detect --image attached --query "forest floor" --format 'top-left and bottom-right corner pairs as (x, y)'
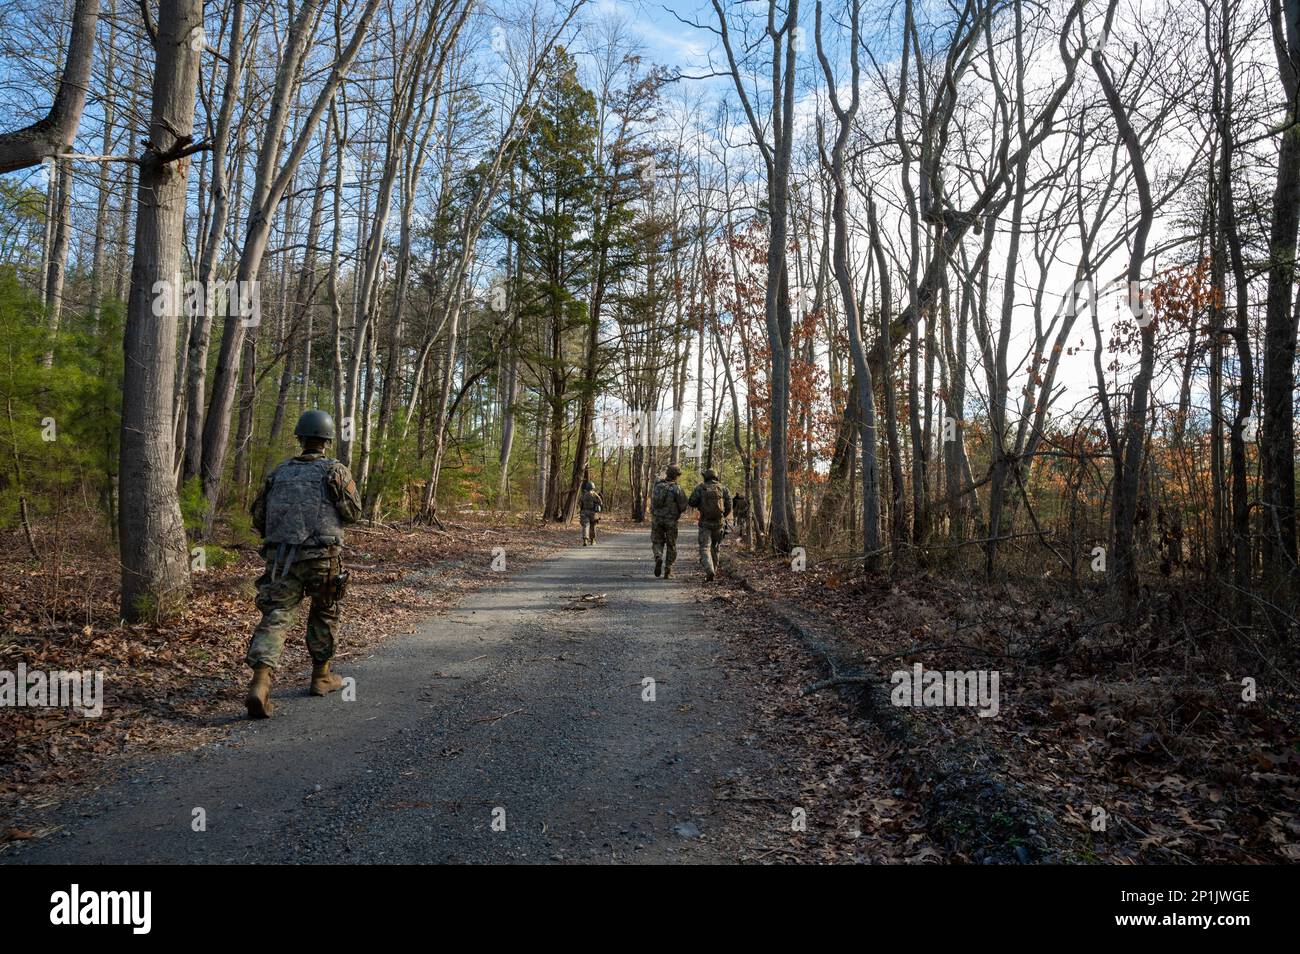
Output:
(0, 518), (1295, 863)
(727, 545), (1300, 864)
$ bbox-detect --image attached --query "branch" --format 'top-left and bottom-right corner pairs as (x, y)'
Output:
(143, 135), (214, 166)
(138, 0), (157, 46)
(0, 0), (99, 174)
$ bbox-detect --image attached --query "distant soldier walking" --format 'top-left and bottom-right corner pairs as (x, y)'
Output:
(579, 480), (603, 545)
(650, 464), (688, 578)
(688, 468), (732, 581)
(243, 410), (361, 719)
(732, 493), (750, 546)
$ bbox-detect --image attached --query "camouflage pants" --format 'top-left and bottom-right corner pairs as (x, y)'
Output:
(580, 511), (598, 544)
(651, 518), (680, 568)
(245, 557), (342, 669)
(698, 521), (724, 575)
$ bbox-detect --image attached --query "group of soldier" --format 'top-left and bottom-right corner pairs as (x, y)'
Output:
(576, 464), (749, 581)
(648, 465), (731, 581)
(241, 409), (751, 719)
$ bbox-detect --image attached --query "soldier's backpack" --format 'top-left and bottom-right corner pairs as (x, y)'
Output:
(652, 480), (683, 519)
(699, 481), (725, 521)
(263, 457), (345, 548)
(651, 480), (670, 512)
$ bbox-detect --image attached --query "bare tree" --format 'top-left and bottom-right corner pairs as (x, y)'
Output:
(198, 0), (383, 527)
(711, 0), (800, 551)
(1260, 0), (1300, 584)
(815, 0), (880, 568)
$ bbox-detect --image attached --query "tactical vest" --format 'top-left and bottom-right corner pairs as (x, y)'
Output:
(263, 457), (346, 548)
(580, 490), (601, 513)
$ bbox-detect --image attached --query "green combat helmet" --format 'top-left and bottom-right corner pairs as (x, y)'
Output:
(702, 468), (718, 482)
(294, 409), (336, 442)
(666, 464), (682, 480)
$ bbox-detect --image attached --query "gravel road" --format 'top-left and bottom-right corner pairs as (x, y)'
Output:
(4, 530), (777, 864)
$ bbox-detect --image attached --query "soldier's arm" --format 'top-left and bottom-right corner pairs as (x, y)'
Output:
(250, 476), (272, 536)
(328, 463), (363, 524)
(687, 485), (701, 509)
(675, 485), (689, 514)
(723, 488), (732, 517)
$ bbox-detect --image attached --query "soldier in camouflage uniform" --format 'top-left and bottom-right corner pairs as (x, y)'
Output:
(243, 410), (362, 719)
(732, 493), (750, 545)
(578, 480), (603, 546)
(688, 468), (732, 581)
(650, 464), (688, 578)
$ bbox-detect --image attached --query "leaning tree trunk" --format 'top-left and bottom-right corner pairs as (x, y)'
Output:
(118, 0), (204, 621)
(199, 0), (381, 525)
(0, 0), (98, 173)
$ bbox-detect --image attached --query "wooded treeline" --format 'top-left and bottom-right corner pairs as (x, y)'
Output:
(0, 0), (1297, 629)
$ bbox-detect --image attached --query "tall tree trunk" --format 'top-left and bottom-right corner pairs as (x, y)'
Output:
(868, 200), (906, 557)
(712, 0), (799, 551)
(42, 158), (73, 366)
(87, 0), (118, 326)
(815, 0), (877, 567)
(1260, 0), (1300, 582)
(1218, 0), (1254, 621)
(182, 0), (246, 484)
(118, 0), (203, 620)
(1093, 24), (1155, 606)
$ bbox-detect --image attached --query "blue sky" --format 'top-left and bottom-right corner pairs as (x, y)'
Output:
(592, 0), (717, 68)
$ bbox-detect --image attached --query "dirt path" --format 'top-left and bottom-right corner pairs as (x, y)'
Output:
(2, 531), (782, 864)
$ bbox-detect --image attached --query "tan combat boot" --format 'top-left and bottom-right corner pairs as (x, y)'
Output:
(245, 665), (274, 719)
(310, 661), (344, 696)
(663, 563), (672, 579)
